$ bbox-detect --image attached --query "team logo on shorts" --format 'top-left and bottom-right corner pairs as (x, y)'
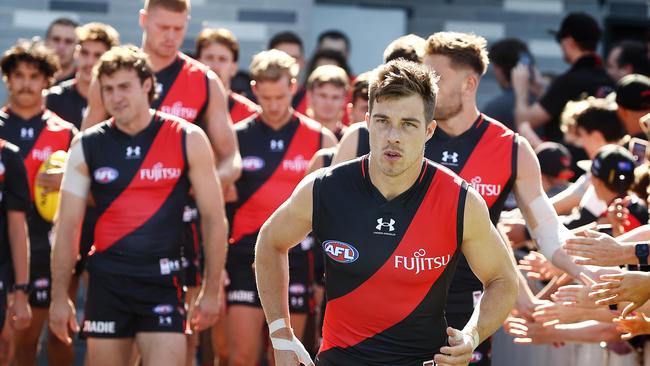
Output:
(470, 351), (483, 363)
(323, 240), (359, 263)
(242, 156), (265, 172)
(33, 278), (49, 289)
(153, 304), (174, 315)
(94, 167), (119, 183)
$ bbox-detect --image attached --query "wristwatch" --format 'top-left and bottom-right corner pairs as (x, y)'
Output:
(635, 243), (649, 265)
(10, 283), (30, 294)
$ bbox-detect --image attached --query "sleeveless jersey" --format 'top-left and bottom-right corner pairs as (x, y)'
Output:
(228, 92), (258, 124)
(313, 157), (468, 365)
(228, 111), (323, 251)
(0, 108), (75, 257)
(425, 113), (517, 314)
(46, 79), (87, 130)
(82, 113), (190, 277)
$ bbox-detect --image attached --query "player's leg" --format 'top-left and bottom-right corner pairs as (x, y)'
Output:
(137, 332), (187, 366)
(86, 338), (133, 366)
(13, 307), (47, 366)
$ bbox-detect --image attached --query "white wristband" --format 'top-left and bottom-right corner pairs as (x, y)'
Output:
(268, 318), (290, 334)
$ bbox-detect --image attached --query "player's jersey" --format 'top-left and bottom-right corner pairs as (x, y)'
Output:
(46, 79), (87, 130)
(425, 113), (517, 314)
(82, 113), (190, 277)
(229, 92), (258, 124)
(0, 108), (75, 256)
(152, 52), (209, 127)
(0, 139), (30, 288)
(313, 157), (468, 365)
(228, 111), (323, 251)
(292, 86), (309, 116)
(356, 124), (370, 158)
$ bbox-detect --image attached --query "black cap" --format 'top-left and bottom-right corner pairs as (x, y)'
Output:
(582, 145), (635, 192)
(550, 12), (601, 45)
(536, 142), (574, 180)
(616, 74), (650, 111)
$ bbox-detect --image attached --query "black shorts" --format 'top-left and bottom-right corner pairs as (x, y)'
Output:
(29, 256), (51, 308)
(181, 206), (202, 288)
(225, 249), (313, 313)
(446, 312), (491, 366)
(82, 271), (186, 338)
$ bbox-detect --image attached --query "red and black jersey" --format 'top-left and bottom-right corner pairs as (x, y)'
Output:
(82, 113), (190, 277)
(312, 157), (468, 365)
(0, 108), (75, 256)
(152, 53), (209, 127)
(228, 111), (323, 251)
(228, 92), (258, 124)
(425, 113), (517, 314)
(0, 139), (30, 287)
(46, 79), (87, 130)
(292, 85), (309, 116)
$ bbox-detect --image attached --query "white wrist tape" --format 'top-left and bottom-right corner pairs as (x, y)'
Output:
(528, 195), (571, 259)
(268, 318), (314, 365)
(450, 329), (480, 351)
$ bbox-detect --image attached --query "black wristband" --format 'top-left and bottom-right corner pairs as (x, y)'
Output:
(10, 283), (30, 294)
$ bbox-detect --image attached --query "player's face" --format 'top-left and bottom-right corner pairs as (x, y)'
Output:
(99, 68), (151, 125)
(198, 42), (237, 86)
(141, 6), (188, 58)
(368, 94), (435, 177)
(77, 41), (109, 83)
(423, 54), (464, 122)
(46, 25), (77, 68)
(252, 75), (295, 125)
(6, 62), (48, 109)
(309, 83), (346, 124)
(348, 97), (368, 123)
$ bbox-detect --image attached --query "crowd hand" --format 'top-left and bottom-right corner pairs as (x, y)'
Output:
(551, 276), (599, 309)
(532, 301), (585, 326)
(613, 312), (650, 340)
(190, 289), (220, 332)
(48, 297), (79, 345)
(511, 64), (531, 95)
(271, 329), (314, 366)
(518, 251), (563, 281)
(36, 168), (64, 194)
(590, 271), (650, 317)
(7, 292), (31, 330)
(433, 327), (474, 366)
(563, 230), (631, 266)
(504, 317), (560, 346)
(514, 291), (552, 321)
(606, 197), (631, 237)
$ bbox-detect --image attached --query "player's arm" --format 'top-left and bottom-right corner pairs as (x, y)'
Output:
(5, 146), (31, 330)
(514, 137), (587, 280)
(80, 76), (109, 130)
(255, 173), (316, 365)
(204, 71), (242, 188)
(331, 122), (365, 165)
(49, 135), (90, 344)
(185, 125), (228, 332)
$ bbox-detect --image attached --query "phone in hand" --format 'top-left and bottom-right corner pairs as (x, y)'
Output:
(629, 137), (648, 165)
(519, 52), (535, 82)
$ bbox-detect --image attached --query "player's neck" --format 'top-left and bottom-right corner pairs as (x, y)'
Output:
(56, 63), (75, 81)
(316, 118), (339, 134)
(261, 108), (293, 130)
(75, 76), (90, 99)
(7, 100), (44, 120)
(436, 106), (480, 137)
(144, 46), (177, 72)
(115, 108), (154, 135)
(368, 154), (422, 201)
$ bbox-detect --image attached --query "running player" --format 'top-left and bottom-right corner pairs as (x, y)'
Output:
(0, 39), (76, 366)
(225, 49), (336, 366)
(255, 59), (518, 366)
(48, 45), (227, 366)
(47, 22), (120, 129)
(196, 28), (258, 124)
(44, 18), (79, 84)
(0, 139), (31, 365)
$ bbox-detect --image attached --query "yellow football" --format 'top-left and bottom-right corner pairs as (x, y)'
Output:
(34, 150), (68, 223)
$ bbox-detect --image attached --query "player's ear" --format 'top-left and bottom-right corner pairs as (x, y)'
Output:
(425, 120), (437, 141)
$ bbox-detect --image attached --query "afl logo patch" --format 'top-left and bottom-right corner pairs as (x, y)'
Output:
(94, 167), (119, 183)
(323, 240), (359, 263)
(471, 351), (483, 363)
(242, 156), (265, 172)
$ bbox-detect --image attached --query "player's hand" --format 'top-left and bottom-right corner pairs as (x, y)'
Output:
(271, 328), (314, 366)
(36, 169), (64, 194)
(590, 271), (650, 317)
(434, 327), (474, 366)
(563, 230), (632, 266)
(8, 292), (31, 330)
(48, 297), (79, 345)
(191, 290), (220, 332)
(614, 312), (650, 340)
